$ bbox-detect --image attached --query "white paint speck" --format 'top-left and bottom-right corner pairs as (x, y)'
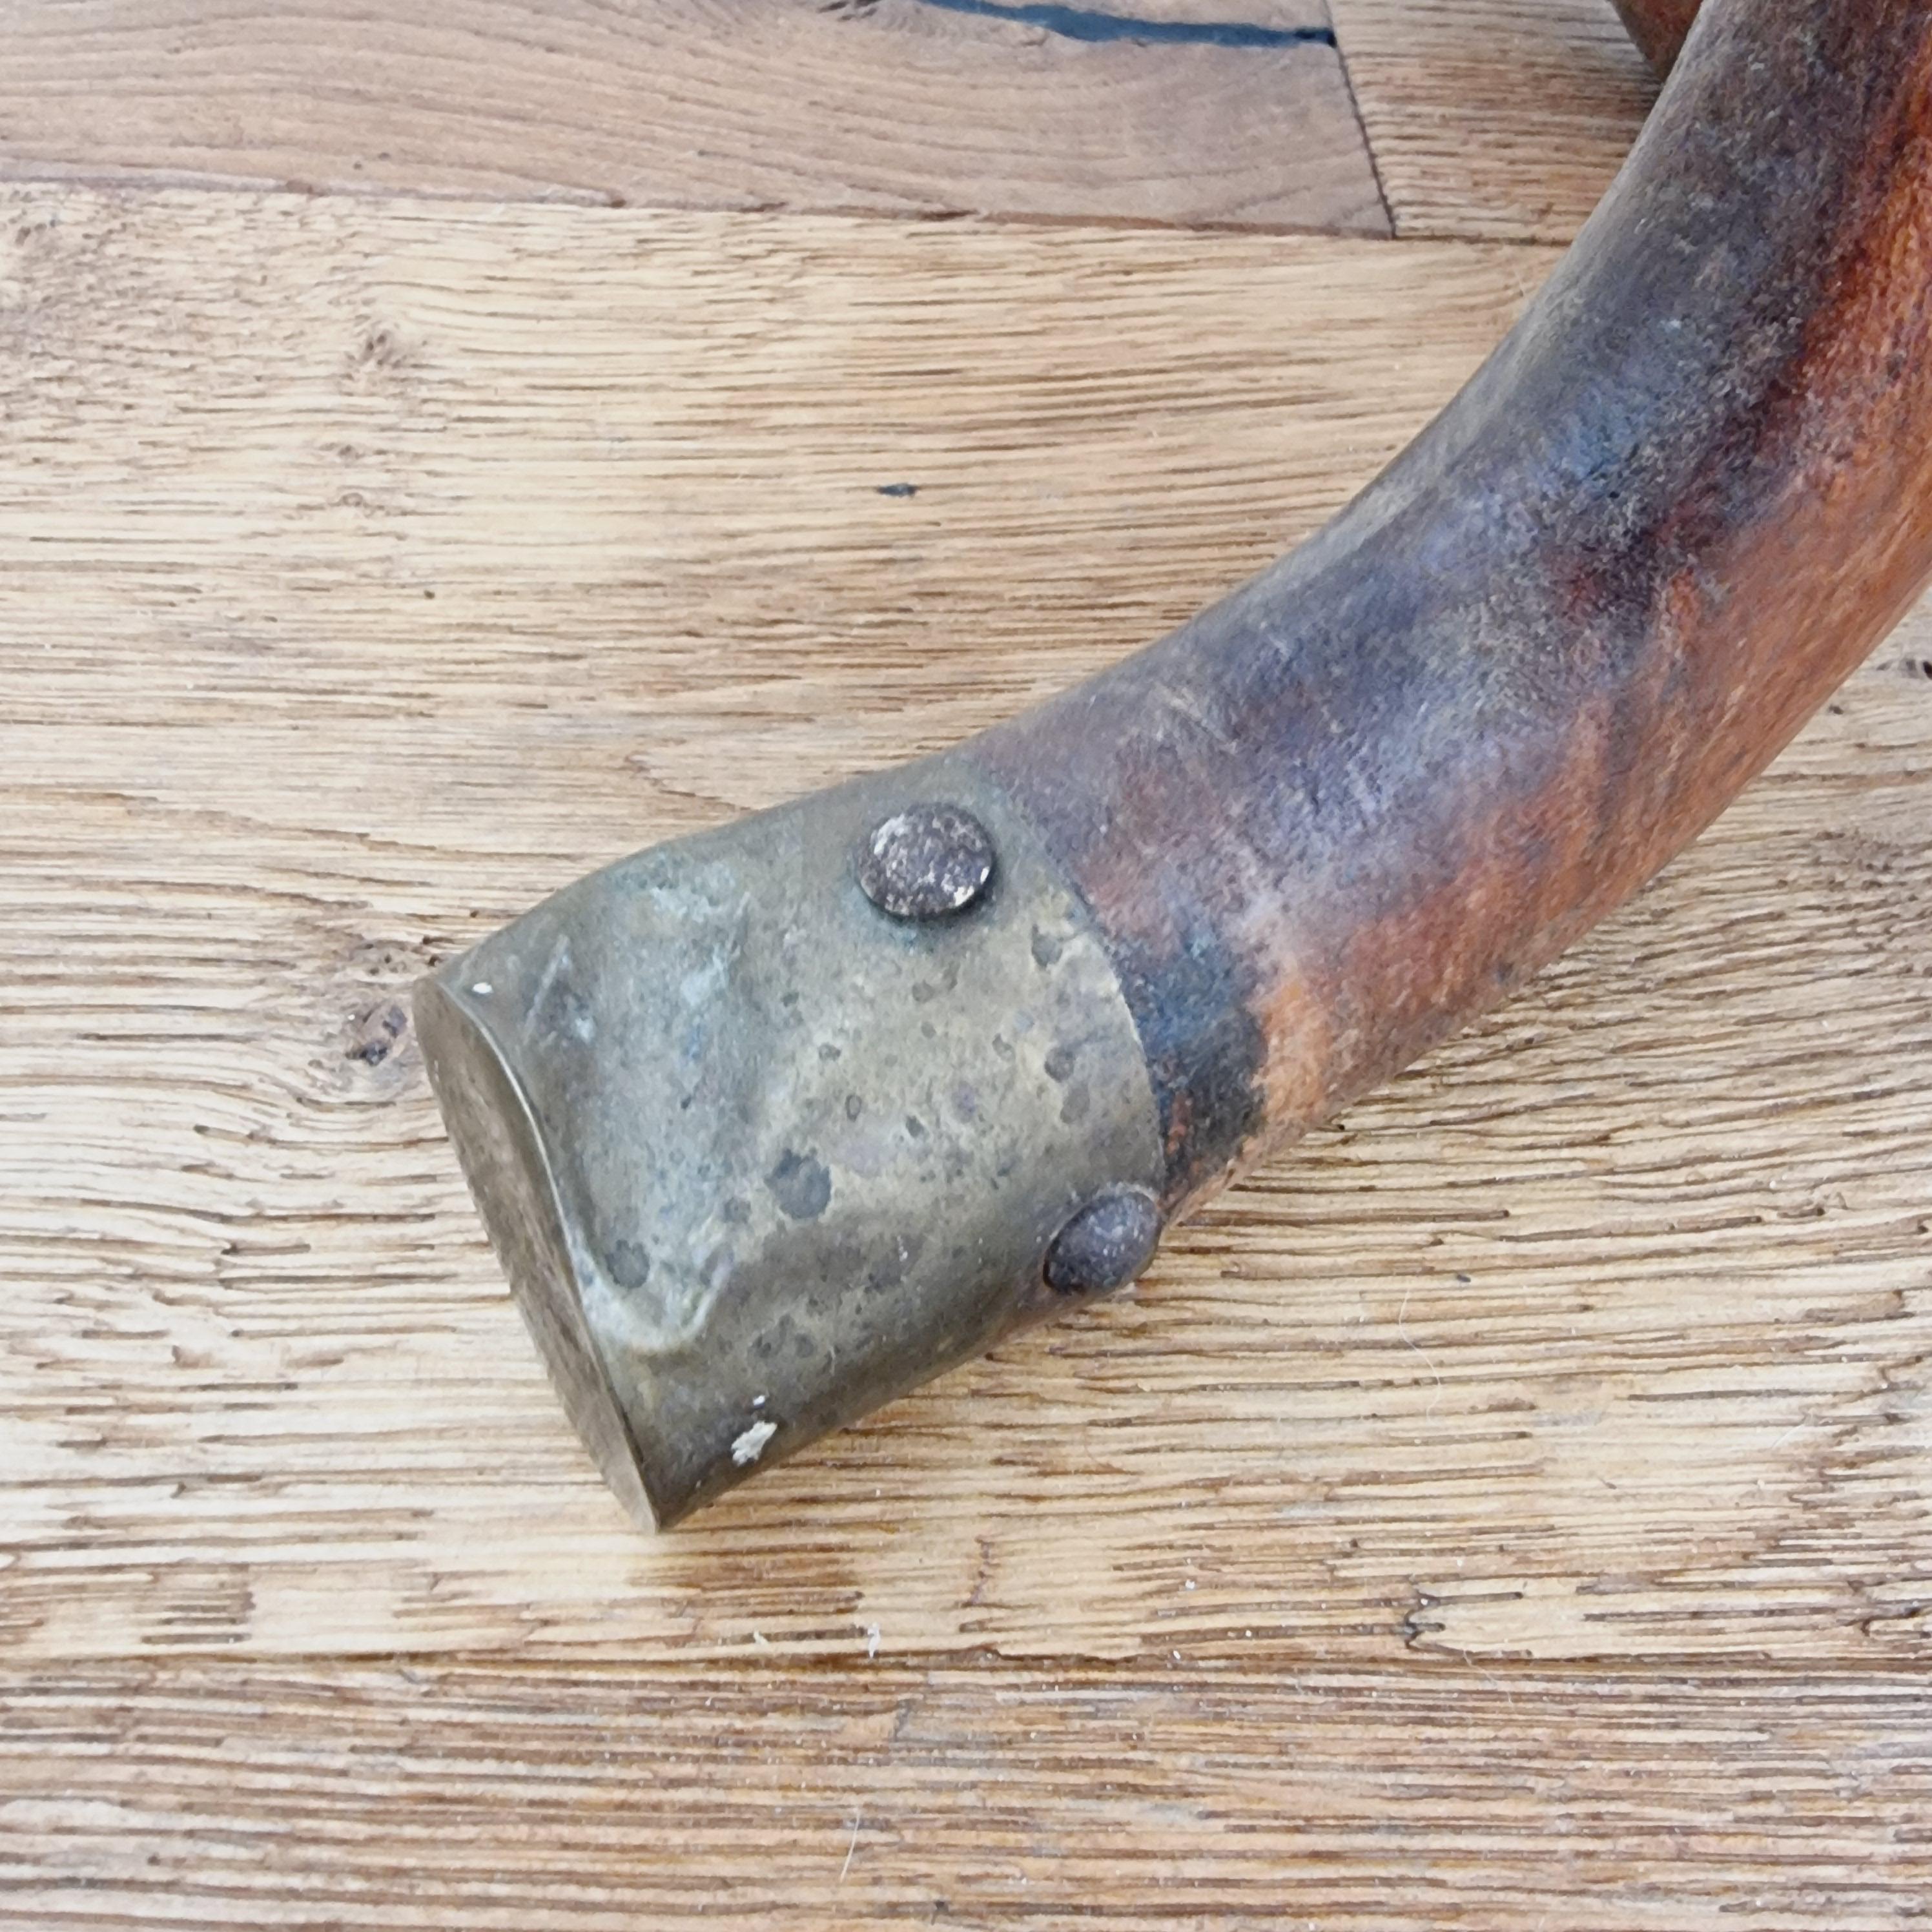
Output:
(730, 1417), (777, 1466)
(865, 1623), (881, 1661)
(469, 981), (493, 997)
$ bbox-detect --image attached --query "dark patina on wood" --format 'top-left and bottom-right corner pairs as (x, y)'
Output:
(974, 0), (1932, 1211)
(421, 0), (1932, 1521)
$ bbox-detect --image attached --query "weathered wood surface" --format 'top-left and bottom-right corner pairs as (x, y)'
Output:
(0, 0), (1922, 1898)
(4, 185), (1929, 1684)
(1332, 0), (1659, 238)
(3, 1663), (1927, 1929)
(0, 0), (1662, 243)
(0, 0), (1388, 234)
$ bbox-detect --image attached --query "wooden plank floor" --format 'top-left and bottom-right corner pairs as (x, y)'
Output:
(0, 0), (1386, 232)
(2, 5), (1928, 1927)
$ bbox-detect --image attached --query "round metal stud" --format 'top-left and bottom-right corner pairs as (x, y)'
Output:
(858, 803), (996, 921)
(1044, 1184), (1163, 1297)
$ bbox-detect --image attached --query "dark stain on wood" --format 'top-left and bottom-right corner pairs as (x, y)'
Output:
(908, 0), (1336, 49)
(973, 0), (1932, 1207)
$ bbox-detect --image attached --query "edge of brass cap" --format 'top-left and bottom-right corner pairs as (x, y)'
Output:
(417, 755), (1163, 1528)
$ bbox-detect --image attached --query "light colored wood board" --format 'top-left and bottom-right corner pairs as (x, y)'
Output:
(2, 1661), (1929, 1929)
(3, 189), (1930, 1670)
(1331, 0), (1660, 240)
(0, 0), (1388, 235)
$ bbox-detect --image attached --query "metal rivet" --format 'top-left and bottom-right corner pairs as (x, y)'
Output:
(858, 803), (995, 921)
(1044, 1184), (1163, 1297)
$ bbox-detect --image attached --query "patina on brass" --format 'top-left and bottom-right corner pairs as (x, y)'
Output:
(417, 756), (1162, 1528)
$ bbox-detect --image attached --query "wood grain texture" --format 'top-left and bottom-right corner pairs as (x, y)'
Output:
(1331, 0), (1660, 239)
(0, 0), (1388, 234)
(4, 1661), (1930, 1929)
(3, 188), (1929, 1685)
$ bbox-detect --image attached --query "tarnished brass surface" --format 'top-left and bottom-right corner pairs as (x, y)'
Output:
(417, 758), (1162, 1526)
